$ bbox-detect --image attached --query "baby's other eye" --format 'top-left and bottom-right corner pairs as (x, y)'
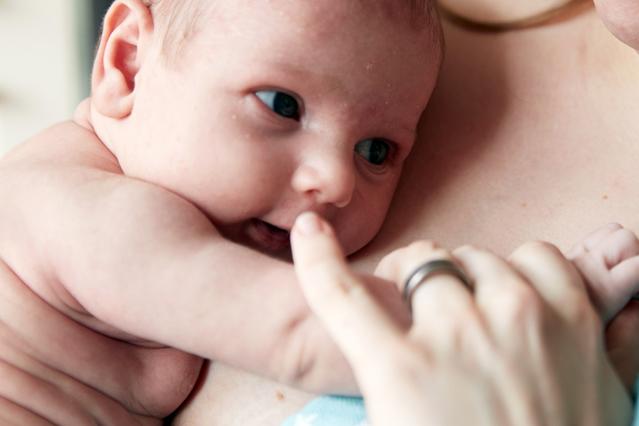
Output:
(355, 138), (391, 166)
(255, 90), (301, 121)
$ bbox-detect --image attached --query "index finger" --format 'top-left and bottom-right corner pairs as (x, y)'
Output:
(510, 241), (593, 322)
(291, 213), (403, 367)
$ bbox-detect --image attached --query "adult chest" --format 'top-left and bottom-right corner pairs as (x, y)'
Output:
(363, 14), (639, 265)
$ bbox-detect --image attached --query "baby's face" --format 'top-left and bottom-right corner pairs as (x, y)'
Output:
(121, 0), (440, 257)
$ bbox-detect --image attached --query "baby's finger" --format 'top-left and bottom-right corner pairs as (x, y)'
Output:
(570, 227), (639, 322)
(599, 227), (639, 268)
(291, 212), (402, 368)
(567, 223), (622, 259)
(510, 241), (590, 322)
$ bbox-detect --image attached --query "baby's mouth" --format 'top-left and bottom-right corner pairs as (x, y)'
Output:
(247, 219), (291, 252)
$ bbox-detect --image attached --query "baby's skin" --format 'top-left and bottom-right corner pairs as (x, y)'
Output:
(1, 1), (638, 425)
(0, 0), (440, 423)
(567, 223), (639, 324)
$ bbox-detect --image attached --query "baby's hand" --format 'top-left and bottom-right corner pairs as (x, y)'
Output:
(568, 223), (639, 323)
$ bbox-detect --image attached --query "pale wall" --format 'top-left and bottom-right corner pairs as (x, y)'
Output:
(0, 0), (89, 155)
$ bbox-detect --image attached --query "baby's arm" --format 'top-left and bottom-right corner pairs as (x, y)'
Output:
(2, 155), (380, 393)
(83, 182), (381, 393)
(568, 223), (639, 323)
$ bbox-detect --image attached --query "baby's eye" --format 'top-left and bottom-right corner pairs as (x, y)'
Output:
(255, 90), (301, 121)
(355, 138), (390, 166)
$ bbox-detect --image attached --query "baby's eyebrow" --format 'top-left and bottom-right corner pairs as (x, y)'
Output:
(260, 60), (348, 94)
(256, 60), (421, 141)
(359, 107), (418, 141)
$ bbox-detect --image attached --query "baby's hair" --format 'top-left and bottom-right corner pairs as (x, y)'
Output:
(141, 0), (211, 62)
(141, 0), (443, 62)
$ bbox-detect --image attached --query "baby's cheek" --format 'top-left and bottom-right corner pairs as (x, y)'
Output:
(339, 209), (388, 256)
(336, 176), (398, 254)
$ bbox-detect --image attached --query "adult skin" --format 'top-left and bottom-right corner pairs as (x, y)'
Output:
(174, 1), (639, 424)
(289, 213), (630, 426)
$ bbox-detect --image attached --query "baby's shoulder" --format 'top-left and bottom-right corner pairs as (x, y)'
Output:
(0, 120), (215, 259)
(0, 119), (208, 242)
(0, 120), (190, 208)
(2, 121), (188, 200)
(1, 120), (120, 173)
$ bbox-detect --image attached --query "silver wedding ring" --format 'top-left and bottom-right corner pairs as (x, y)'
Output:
(403, 259), (472, 309)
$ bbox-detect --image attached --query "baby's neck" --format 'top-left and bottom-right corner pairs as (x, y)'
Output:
(72, 97), (123, 169)
(72, 98), (96, 133)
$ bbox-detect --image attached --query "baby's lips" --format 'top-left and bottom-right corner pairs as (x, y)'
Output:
(247, 219), (291, 252)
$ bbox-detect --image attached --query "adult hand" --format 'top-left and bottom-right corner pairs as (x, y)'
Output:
(291, 212), (632, 426)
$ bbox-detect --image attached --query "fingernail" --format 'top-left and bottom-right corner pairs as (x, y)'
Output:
(295, 212), (323, 235)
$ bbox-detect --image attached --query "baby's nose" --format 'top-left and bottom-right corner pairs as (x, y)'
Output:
(291, 149), (355, 208)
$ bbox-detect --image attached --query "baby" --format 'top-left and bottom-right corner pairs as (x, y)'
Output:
(0, 1), (637, 425)
(0, 0), (443, 423)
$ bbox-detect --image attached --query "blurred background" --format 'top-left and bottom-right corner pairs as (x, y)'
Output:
(0, 0), (112, 155)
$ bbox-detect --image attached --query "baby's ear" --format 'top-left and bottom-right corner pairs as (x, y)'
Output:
(92, 0), (154, 119)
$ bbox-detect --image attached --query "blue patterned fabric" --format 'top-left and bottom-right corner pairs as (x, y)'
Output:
(284, 376), (639, 426)
(281, 395), (367, 426)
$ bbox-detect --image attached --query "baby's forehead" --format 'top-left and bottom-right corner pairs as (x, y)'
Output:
(208, 0), (441, 64)
(214, 2), (438, 68)
(174, 0), (442, 107)
(216, 0), (436, 32)
(212, 2), (437, 118)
